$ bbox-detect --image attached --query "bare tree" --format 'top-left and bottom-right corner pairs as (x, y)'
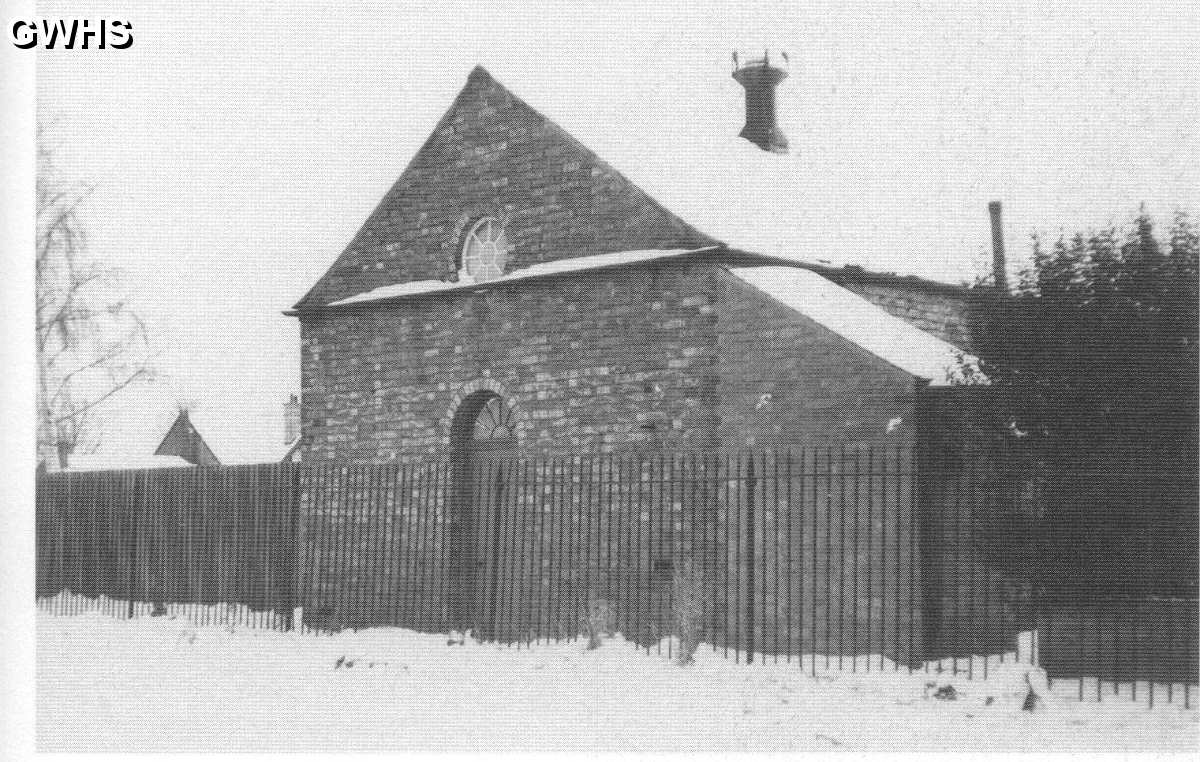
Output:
(36, 133), (152, 470)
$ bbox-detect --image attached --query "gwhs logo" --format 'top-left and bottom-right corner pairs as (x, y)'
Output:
(11, 19), (133, 50)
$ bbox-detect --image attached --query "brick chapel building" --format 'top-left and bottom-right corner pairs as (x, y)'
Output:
(288, 59), (1029, 650)
(290, 60), (990, 469)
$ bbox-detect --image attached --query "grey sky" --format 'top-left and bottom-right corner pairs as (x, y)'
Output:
(36, 0), (1198, 460)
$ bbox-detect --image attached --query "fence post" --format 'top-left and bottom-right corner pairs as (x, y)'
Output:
(126, 469), (144, 619)
(914, 439), (940, 669)
(287, 463), (303, 631)
(745, 452), (756, 664)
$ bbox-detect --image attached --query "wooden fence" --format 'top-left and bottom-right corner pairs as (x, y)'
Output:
(36, 464), (300, 629)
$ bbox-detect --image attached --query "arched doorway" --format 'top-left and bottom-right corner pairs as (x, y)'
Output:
(447, 391), (517, 635)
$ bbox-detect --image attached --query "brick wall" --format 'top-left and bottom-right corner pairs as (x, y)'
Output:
(838, 280), (974, 350)
(301, 261), (943, 462)
(297, 66), (713, 309)
(301, 261), (724, 461)
(713, 267), (923, 450)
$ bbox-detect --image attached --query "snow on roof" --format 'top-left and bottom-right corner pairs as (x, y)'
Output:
(318, 65), (983, 311)
(65, 454), (193, 473)
(329, 247), (717, 307)
(728, 266), (982, 385)
(612, 134), (858, 267)
(465, 64), (977, 282)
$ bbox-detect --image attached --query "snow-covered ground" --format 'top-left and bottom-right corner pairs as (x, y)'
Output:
(37, 609), (1197, 753)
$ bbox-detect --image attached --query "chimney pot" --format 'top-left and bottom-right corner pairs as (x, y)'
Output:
(733, 51), (789, 154)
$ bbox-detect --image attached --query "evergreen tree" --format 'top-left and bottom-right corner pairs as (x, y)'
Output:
(971, 209), (1198, 595)
(974, 209), (1198, 450)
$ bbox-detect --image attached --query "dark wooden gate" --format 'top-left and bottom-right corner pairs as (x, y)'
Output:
(467, 438), (517, 637)
(449, 394), (518, 635)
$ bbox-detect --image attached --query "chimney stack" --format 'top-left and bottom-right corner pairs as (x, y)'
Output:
(988, 201), (1009, 293)
(732, 50), (789, 154)
(284, 394), (300, 444)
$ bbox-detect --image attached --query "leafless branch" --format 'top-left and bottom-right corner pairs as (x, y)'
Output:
(50, 367), (150, 424)
(36, 129), (154, 466)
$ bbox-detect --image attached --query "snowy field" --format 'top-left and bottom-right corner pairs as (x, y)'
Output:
(37, 609), (1197, 753)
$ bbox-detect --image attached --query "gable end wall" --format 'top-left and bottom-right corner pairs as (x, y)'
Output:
(299, 68), (714, 308)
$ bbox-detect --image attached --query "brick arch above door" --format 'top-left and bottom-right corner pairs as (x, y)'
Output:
(437, 378), (527, 450)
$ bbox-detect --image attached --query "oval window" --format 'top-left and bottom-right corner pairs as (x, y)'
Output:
(460, 218), (508, 282)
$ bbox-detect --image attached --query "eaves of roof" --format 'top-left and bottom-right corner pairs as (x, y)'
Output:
(285, 246), (973, 317)
(720, 249), (974, 297)
(285, 246), (721, 315)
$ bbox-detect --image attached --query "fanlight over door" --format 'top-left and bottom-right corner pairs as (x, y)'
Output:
(471, 396), (517, 442)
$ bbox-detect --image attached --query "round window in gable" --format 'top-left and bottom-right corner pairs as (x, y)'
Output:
(460, 217), (508, 282)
